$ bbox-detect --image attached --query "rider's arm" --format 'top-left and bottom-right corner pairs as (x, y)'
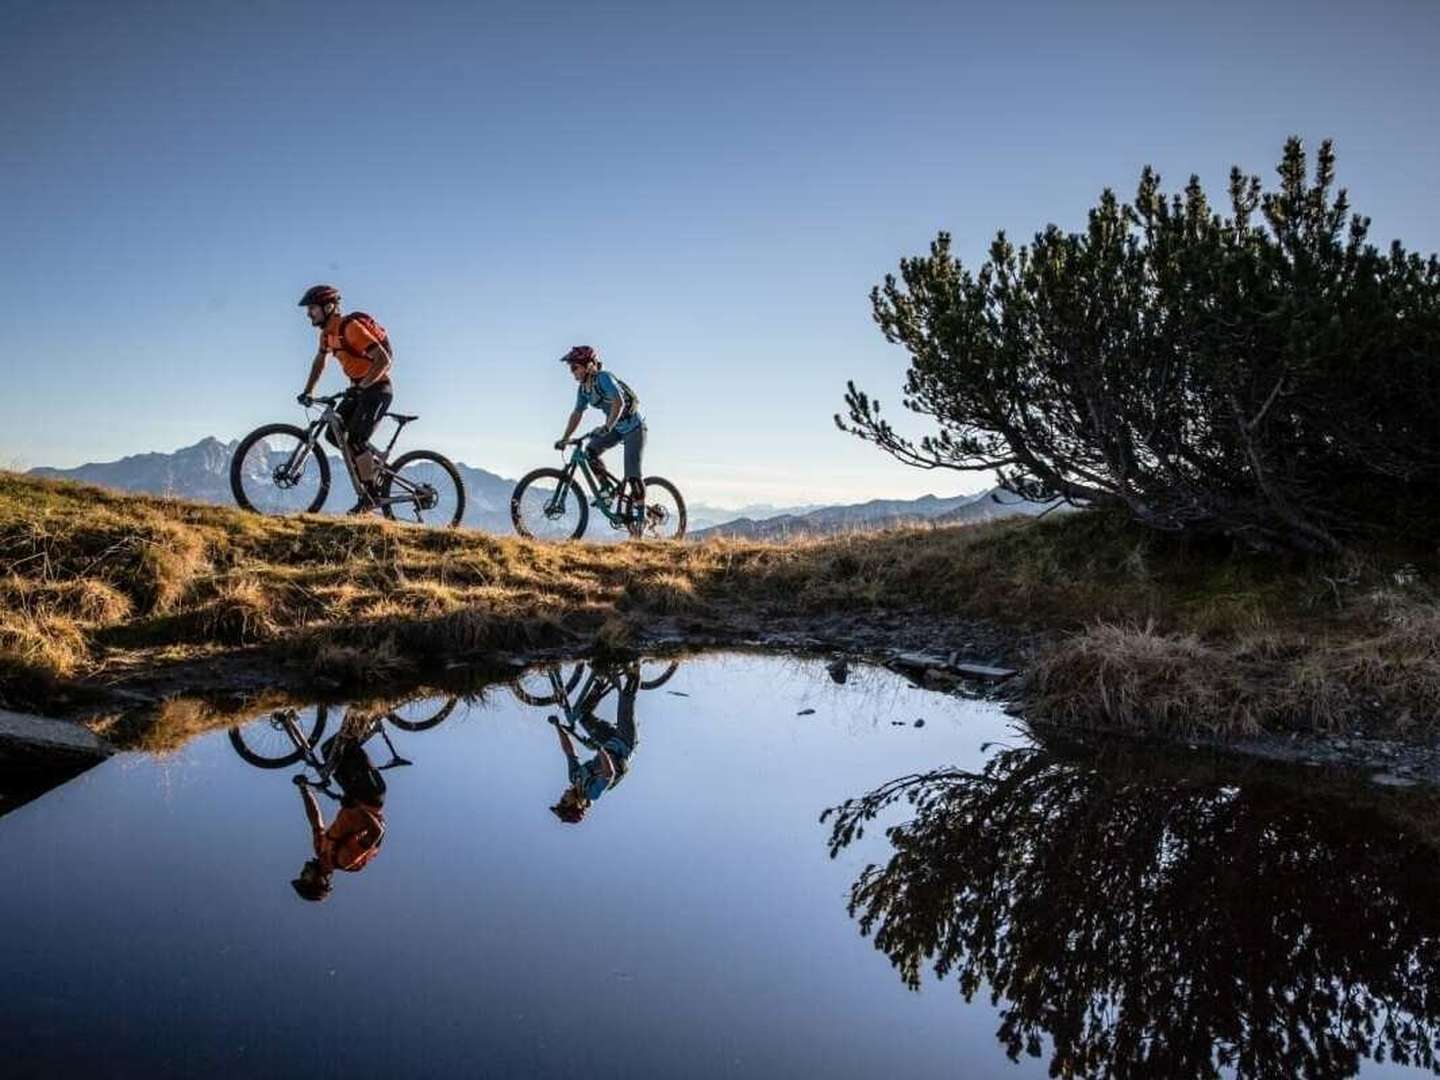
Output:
(356, 343), (392, 389)
(604, 398), (622, 433)
(559, 408), (584, 443)
(300, 783), (327, 847)
(554, 723), (580, 762)
(301, 347), (327, 397)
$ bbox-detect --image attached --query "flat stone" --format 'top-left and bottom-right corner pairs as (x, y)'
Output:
(888, 652), (950, 673)
(951, 663), (1018, 682)
(0, 709), (113, 763)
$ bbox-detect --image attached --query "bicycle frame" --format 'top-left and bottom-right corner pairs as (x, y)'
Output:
(274, 709), (412, 798)
(551, 442), (632, 528)
(276, 395), (431, 514)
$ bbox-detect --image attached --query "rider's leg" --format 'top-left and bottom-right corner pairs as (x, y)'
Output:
(340, 383), (393, 512)
(585, 429), (623, 490)
(622, 423), (647, 536)
(616, 670), (638, 750)
(337, 744), (387, 807)
(347, 382), (393, 488)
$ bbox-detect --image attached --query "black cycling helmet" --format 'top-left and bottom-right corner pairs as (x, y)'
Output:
(298, 284), (341, 308)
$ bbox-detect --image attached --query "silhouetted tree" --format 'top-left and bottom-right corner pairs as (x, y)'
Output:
(839, 138), (1440, 551)
(823, 744), (1440, 1077)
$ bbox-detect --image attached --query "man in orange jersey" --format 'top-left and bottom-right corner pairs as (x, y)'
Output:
(296, 284), (394, 514)
(291, 719), (388, 902)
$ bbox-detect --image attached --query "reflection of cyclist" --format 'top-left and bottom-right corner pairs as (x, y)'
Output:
(549, 665), (640, 824)
(296, 284), (395, 514)
(292, 722), (387, 902)
(553, 345), (646, 537)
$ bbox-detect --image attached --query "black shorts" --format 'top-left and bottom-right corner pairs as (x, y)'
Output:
(321, 735), (388, 808)
(330, 381), (393, 453)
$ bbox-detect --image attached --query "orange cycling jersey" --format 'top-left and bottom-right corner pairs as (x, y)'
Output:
(321, 313), (389, 382)
(314, 803), (385, 872)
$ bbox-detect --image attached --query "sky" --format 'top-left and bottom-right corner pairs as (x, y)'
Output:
(2, 0), (1438, 507)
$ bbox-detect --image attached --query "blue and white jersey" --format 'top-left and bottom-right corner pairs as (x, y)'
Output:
(575, 371), (643, 434)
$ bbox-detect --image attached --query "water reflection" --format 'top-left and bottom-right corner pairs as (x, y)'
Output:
(225, 660), (681, 882)
(230, 697), (462, 902)
(508, 660), (678, 824)
(824, 740), (1440, 1078)
(292, 712), (389, 901)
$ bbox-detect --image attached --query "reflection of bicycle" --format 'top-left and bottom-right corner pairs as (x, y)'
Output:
(228, 696), (459, 769)
(273, 708), (417, 798)
(509, 659), (679, 707)
(510, 436), (686, 541)
(230, 391), (466, 526)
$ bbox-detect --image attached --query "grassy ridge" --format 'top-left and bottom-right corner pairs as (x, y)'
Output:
(2, 471), (1437, 739)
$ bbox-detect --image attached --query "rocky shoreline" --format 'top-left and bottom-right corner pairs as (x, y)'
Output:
(7, 607), (1421, 794)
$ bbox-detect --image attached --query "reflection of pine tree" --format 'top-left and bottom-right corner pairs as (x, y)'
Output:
(823, 745), (1440, 1078)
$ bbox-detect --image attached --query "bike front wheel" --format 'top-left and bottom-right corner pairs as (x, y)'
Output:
(228, 705), (328, 768)
(381, 450), (466, 528)
(637, 476), (687, 540)
(230, 424), (330, 515)
(509, 663), (588, 706)
(511, 468), (589, 541)
(639, 659), (681, 689)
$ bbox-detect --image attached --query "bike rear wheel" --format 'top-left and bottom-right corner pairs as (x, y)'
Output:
(636, 476), (686, 540)
(231, 424), (330, 515)
(387, 696), (459, 731)
(381, 450), (466, 528)
(511, 468), (589, 541)
(228, 706), (328, 768)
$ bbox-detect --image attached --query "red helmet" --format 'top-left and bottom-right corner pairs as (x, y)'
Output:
(560, 345), (598, 366)
(298, 284), (341, 308)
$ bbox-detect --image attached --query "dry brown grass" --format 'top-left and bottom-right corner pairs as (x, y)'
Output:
(3, 471), (1439, 740)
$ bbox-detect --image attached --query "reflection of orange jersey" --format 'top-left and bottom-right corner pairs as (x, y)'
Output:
(315, 804), (385, 872)
(321, 313), (388, 381)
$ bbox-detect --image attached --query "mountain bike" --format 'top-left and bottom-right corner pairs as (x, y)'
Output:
(510, 435), (686, 541)
(238, 706), (417, 800)
(230, 391), (466, 526)
(508, 658), (680, 707)
(227, 696), (459, 769)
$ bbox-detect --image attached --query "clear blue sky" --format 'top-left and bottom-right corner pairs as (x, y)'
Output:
(3, 0), (1437, 506)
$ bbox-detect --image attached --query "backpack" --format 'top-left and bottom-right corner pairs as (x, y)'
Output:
(610, 375), (639, 417)
(338, 311), (393, 360)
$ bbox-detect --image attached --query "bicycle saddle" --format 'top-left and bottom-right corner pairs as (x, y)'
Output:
(387, 413), (420, 425)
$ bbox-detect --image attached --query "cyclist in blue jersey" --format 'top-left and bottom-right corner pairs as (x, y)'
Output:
(553, 345), (647, 537)
(548, 663), (641, 824)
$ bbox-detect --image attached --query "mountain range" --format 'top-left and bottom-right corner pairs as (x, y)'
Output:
(686, 486), (1058, 540)
(26, 437), (1055, 537)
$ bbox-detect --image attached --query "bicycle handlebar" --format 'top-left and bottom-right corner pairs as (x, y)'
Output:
(557, 427), (609, 450)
